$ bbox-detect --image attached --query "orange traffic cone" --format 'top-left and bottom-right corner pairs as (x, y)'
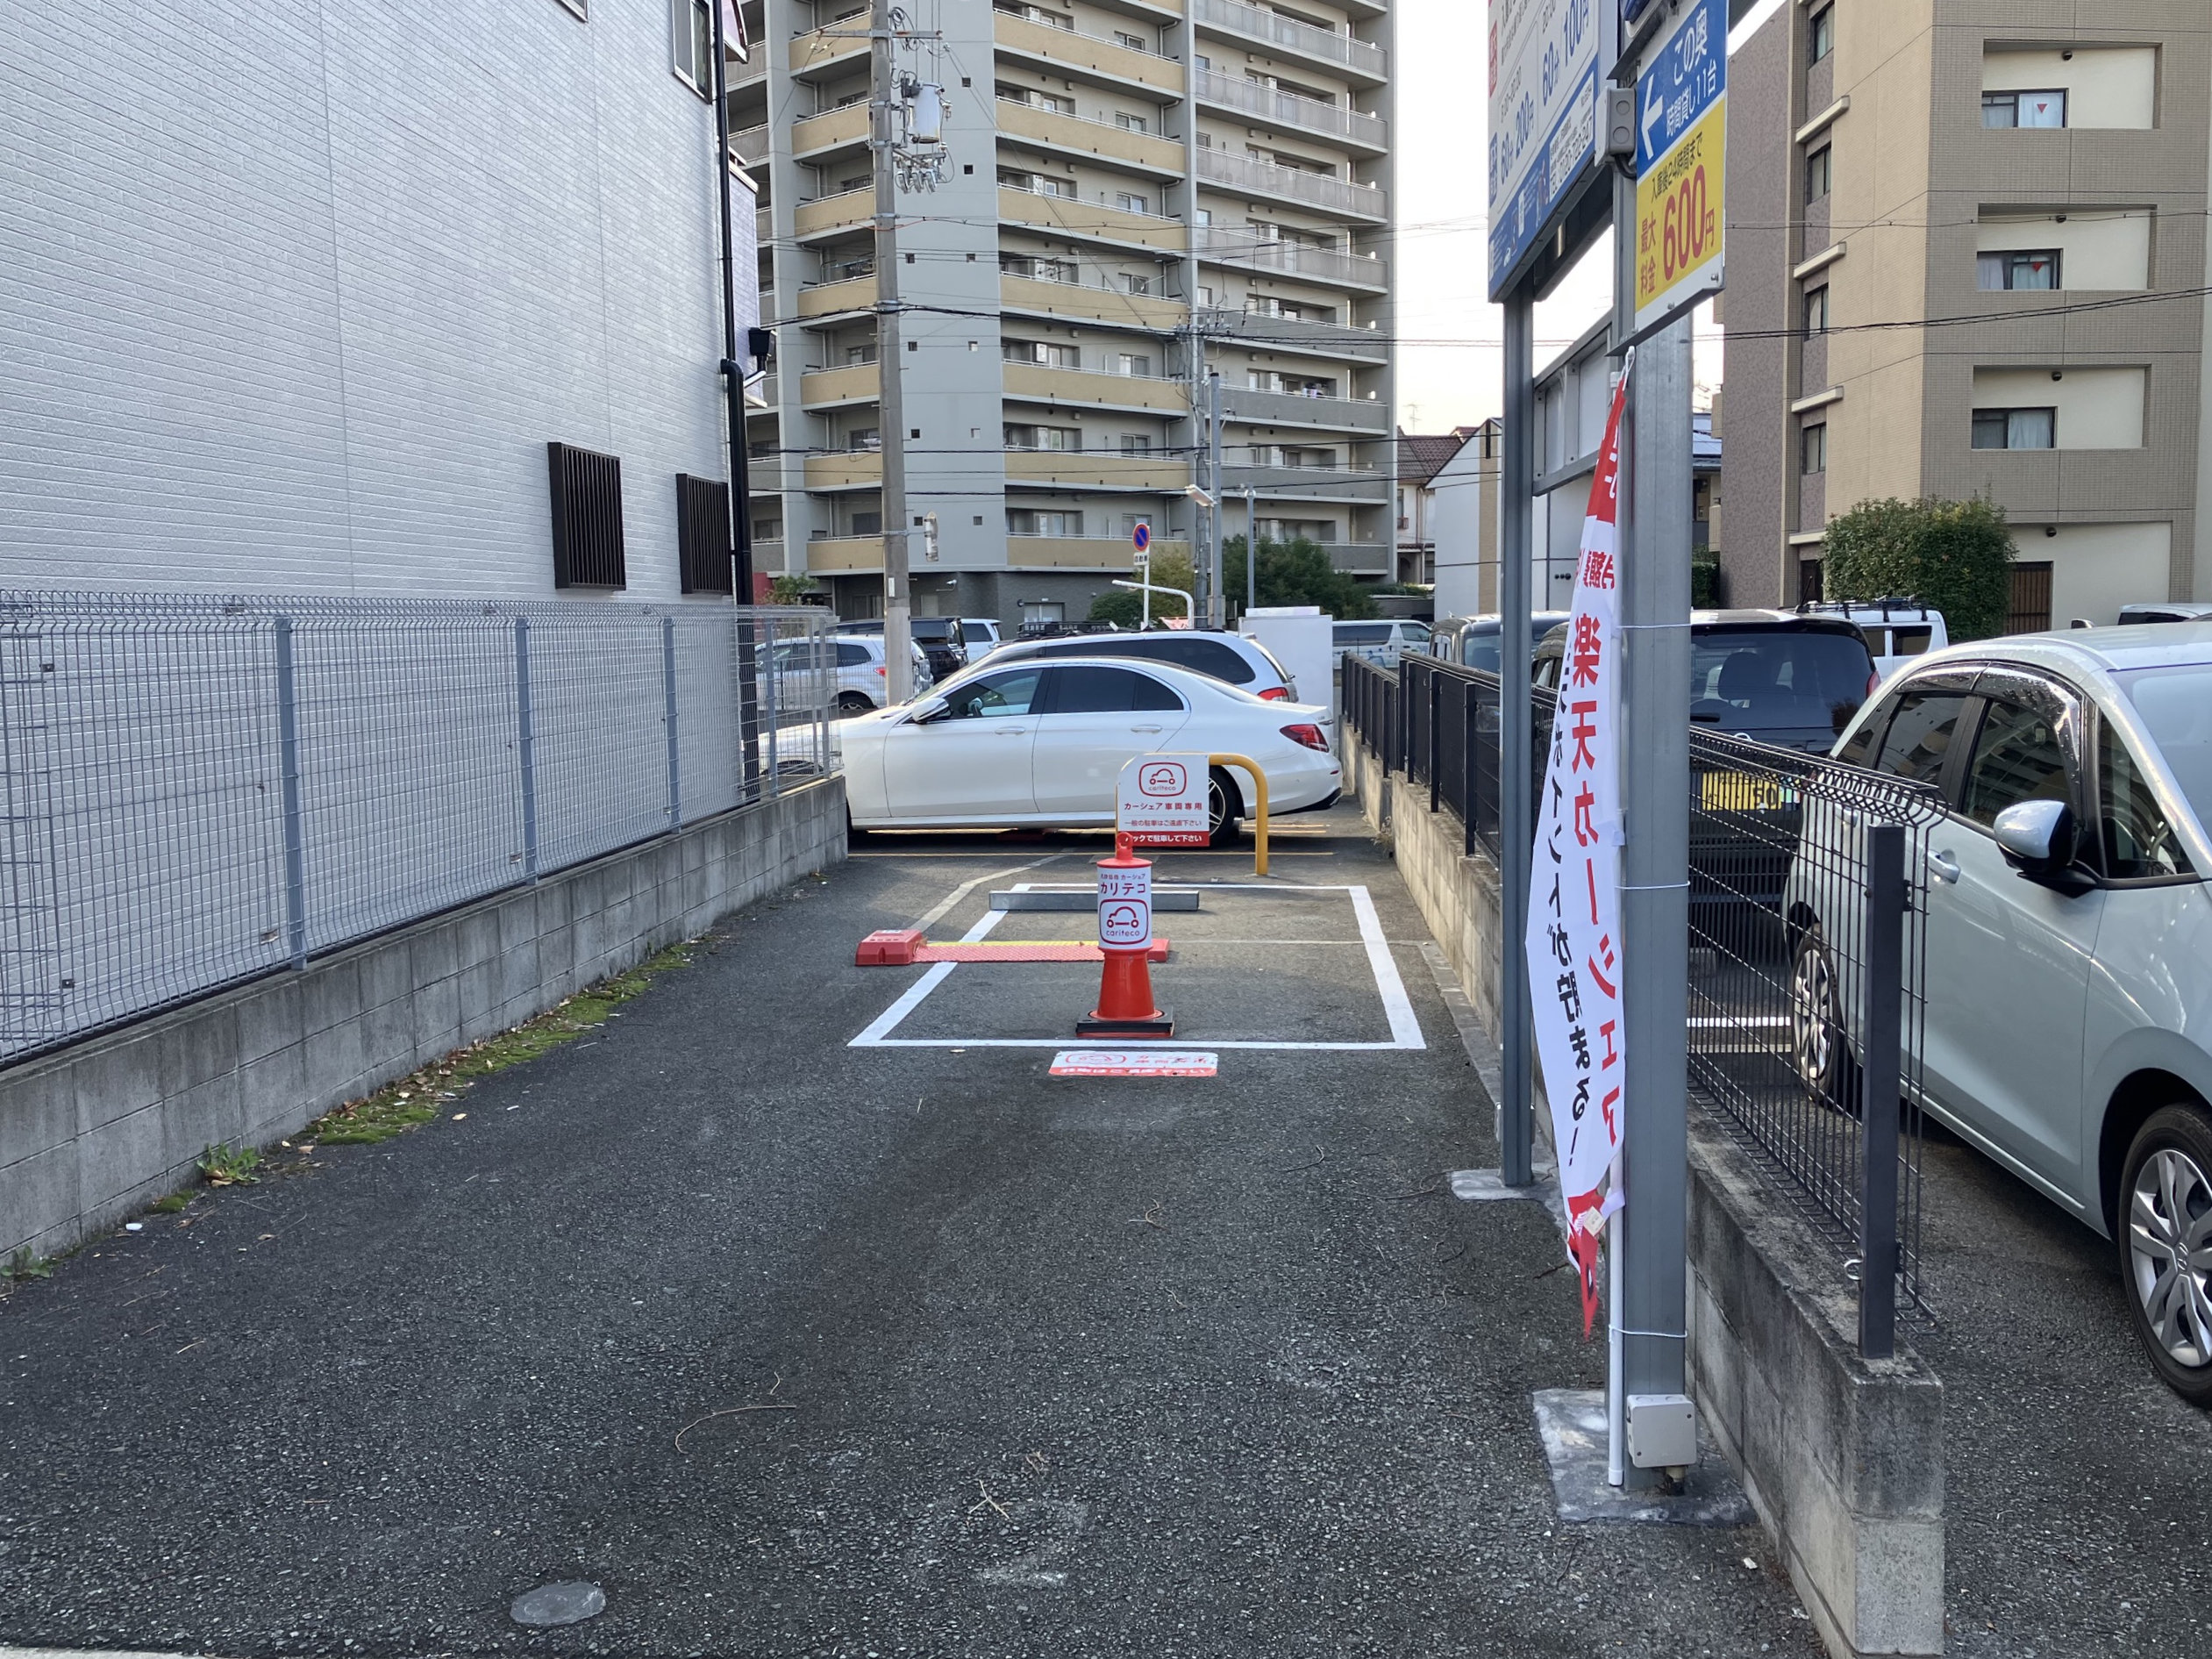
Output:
(1078, 837), (1174, 1038)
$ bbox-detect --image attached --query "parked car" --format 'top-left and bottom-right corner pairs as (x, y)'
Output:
(960, 617), (1003, 654)
(833, 617), (967, 682)
(1331, 619), (1431, 671)
(1429, 612), (1572, 674)
(1798, 600), (1948, 683)
(1790, 622), (2212, 1402)
(1536, 610), (1877, 753)
(779, 634), (932, 716)
(2115, 601), (2212, 626)
(839, 656), (1341, 842)
(945, 628), (1299, 701)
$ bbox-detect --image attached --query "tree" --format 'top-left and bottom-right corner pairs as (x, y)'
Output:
(1821, 496), (2016, 640)
(1222, 535), (1377, 619)
(765, 574), (824, 605)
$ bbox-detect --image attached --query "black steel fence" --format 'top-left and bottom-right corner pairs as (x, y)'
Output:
(1349, 651), (1941, 1341)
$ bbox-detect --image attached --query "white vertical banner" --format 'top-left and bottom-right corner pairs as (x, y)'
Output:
(1524, 356), (1632, 1334)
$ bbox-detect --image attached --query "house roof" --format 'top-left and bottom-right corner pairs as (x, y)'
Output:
(1397, 429), (1476, 486)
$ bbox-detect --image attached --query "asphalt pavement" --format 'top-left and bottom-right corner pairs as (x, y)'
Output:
(0, 808), (1819, 1658)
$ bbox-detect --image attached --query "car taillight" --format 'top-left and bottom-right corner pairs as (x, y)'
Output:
(1866, 669), (1880, 697)
(1281, 723), (1329, 751)
(874, 666), (887, 676)
(1259, 685), (1293, 701)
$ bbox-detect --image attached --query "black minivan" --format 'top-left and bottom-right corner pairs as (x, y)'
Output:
(1535, 609), (1878, 753)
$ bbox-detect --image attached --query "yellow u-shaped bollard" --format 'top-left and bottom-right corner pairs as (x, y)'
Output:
(1207, 754), (1269, 876)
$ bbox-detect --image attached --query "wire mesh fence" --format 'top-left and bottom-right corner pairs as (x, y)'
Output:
(0, 593), (834, 1062)
(1352, 650), (1942, 1336)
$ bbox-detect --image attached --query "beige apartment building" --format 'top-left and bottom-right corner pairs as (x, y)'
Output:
(1719, 0), (2212, 627)
(730, 0), (1395, 626)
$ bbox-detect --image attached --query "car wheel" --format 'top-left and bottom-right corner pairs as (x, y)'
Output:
(1207, 767), (1242, 848)
(1789, 924), (1859, 1113)
(835, 690), (874, 717)
(2118, 1105), (2212, 1406)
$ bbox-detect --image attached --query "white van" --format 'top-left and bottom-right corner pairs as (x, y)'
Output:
(1331, 618), (1431, 670)
(1801, 601), (1947, 683)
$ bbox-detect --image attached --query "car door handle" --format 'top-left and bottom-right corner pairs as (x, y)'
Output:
(1927, 849), (1960, 885)
(1130, 725), (1165, 734)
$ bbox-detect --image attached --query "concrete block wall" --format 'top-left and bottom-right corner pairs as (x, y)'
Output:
(1348, 728), (1943, 1659)
(1, 778), (845, 1265)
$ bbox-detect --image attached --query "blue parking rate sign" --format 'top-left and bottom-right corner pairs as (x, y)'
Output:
(1634, 0), (1725, 176)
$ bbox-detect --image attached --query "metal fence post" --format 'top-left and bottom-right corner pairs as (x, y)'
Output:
(1859, 819), (1905, 1359)
(1427, 663), (1441, 812)
(513, 616), (539, 883)
(272, 616), (307, 970)
(762, 612), (782, 800)
(1462, 676), (1478, 856)
(662, 615), (681, 830)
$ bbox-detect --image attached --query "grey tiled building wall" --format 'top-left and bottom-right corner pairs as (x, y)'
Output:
(0, 0), (731, 598)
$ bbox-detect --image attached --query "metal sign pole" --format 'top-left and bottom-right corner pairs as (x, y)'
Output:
(1498, 289), (1536, 1188)
(1613, 212), (1695, 1489)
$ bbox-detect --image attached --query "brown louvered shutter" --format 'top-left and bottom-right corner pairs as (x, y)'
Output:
(675, 474), (735, 595)
(547, 442), (627, 588)
(2006, 562), (2053, 634)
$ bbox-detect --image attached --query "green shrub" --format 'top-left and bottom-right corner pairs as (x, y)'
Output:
(1821, 496), (2016, 640)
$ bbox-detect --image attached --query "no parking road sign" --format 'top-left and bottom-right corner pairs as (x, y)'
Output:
(1117, 754), (1209, 847)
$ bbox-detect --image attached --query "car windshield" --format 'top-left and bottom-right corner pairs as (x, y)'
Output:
(2121, 666), (2212, 829)
(1459, 632), (1501, 673)
(1688, 630), (1873, 735)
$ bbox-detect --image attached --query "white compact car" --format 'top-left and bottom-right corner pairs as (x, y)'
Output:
(1790, 624), (2212, 1401)
(776, 635), (932, 716)
(840, 655), (1342, 840)
(1332, 619), (1431, 671)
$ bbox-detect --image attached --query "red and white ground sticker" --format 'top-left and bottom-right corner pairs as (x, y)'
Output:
(1049, 1049), (1218, 1077)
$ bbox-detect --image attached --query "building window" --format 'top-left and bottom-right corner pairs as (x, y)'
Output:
(1801, 422), (1828, 475)
(997, 83), (1074, 114)
(671, 0), (714, 97)
(1008, 509), (1083, 537)
(1808, 6), (1834, 66)
(1115, 190), (1151, 214)
(1805, 146), (1832, 201)
(846, 426), (881, 451)
(999, 252), (1079, 284)
(1120, 433), (1152, 455)
(1003, 424), (1080, 451)
(1120, 272), (1153, 295)
(1982, 89), (2066, 128)
(1977, 249), (2060, 290)
(1003, 340), (1080, 368)
(676, 474), (734, 594)
(1973, 407), (2057, 449)
(1798, 559), (1824, 604)
(1804, 285), (1830, 332)
(1122, 512), (1152, 535)
(1115, 31), (1146, 52)
(851, 511), (883, 535)
(1117, 352), (1153, 377)
(547, 443), (626, 589)
(1114, 111), (1149, 133)
(995, 2), (1074, 30)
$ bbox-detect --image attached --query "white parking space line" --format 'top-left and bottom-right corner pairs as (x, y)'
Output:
(849, 883), (1425, 1052)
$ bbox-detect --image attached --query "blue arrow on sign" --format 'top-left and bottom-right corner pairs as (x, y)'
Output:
(1634, 0), (1726, 175)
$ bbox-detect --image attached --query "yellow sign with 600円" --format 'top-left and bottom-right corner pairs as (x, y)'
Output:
(1634, 97), (1725, 331)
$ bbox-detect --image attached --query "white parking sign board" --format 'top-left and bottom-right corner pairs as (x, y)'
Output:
(1117, 754), (1209, 847)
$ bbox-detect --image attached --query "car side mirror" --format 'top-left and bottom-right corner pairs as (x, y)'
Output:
(907, 696), (950, 724)
(1993, 798), (2073, 876)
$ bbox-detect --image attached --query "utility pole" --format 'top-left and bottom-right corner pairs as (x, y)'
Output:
(1188, 327), (1210, 626)
(708, 0), (760, 784)
(1207, 368), (1224, 627)
(871, 0), (912, 701)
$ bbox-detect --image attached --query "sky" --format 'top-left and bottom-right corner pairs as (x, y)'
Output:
(1392, 2), (1729, 435)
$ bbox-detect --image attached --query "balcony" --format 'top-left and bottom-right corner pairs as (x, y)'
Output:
(748, 538), (788, 574)
(1218, 462), (1391, 504)
(1314, 540), (1393, 575)
(992, 11), (1186, 96)
(1006, 535), (1183, 568)
(800, 363), (881, 408)
(794, 187), (872, 240)
(1002, 273), (1188, 333)
(794, 99), (869, 158)
(1003, 361), (1188, 412)
(806, 534), (888, 573)
(1195, 305), (1387, 363)
(998, 184), (1188, 254)
(1194, 0), (1385, 84)
(1196, 232), (1388, 291)
(1221, 384), (1390, 433)
(1192, 67), (1386, 152)
(1195, 147), (1386, 221)
(995, 98), (1187, 175)
(804, 451), (883, 490)
(1005, 451), (1189, 491)
(798, 273), (880, 320)
(731, 122), (769, 166)
(788, 23), (869, 80)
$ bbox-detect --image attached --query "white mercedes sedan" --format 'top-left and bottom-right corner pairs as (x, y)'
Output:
(840, 655), (1342, 843)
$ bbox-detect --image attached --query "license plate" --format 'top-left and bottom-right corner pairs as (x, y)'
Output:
(1701, 771), (1794, 812)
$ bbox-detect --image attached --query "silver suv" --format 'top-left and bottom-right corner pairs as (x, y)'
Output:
(1795, 623), (2212, 1402)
